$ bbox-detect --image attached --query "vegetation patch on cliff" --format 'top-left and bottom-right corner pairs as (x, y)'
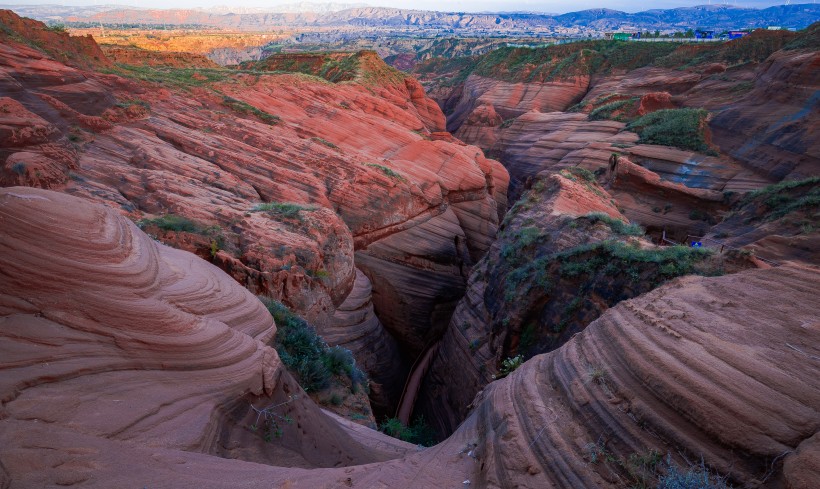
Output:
(626, 108), (713, 154)
(252, 202), (317, 221)
(221, 95), (280, 125)
(262, 298), (367, 394)
(379, 416), (437, 446)
(739, 176), (820, 222)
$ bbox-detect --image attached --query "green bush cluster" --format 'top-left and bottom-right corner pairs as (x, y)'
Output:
(115, 98), (151, 110)
(783, 22), (820, 50)
(584, 213), (644, 236)
(627, 108), (711, 153)
(311, 137), (338, 149)
(139, 214), (205, 233)
(366, 163), (405, 181)
(467, 41), (680, 84)
(379, 416), (437, 446)
(588, 98), (639, 121)
(656, 456), (731, 489)
(261, 298), (366, 393)
(495, 355), (524, 379)
(107, 64), (229, 88)
(741, 176), (820, 221)
(45, 23), (67, 33)
(317, 54), (361, 83)
(222, 96), (280, 125)
(562, 166), (597, 183)
(557, 241), (713, 280)
(251, 202), (316, 220)
(136, 214), (226, 255)
(501, 226), (543, 260)
(503, 239), (714, 310)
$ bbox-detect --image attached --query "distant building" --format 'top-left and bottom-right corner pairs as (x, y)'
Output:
(605, 29), (640, 41)
(767, 26), (782, 30)
(728, 31), (749, 40)
(695, 30), (714, 39)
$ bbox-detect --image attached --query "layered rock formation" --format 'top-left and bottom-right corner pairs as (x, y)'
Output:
(419, 30), (819, 213)
(416, 168), (748, 435)
(446, 74), (589, 134)
(101, 45), (220, 68)
(0, 10), (508, 415)
(710, 46), (820, 181)
(455, 263), (820, 488)
(0, 187), (413, 483)
(2, 186), (816, 488)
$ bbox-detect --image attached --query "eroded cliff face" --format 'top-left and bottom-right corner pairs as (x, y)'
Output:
(454, 264), (820, 488)
(419, 30), (819, 212)
(0, 187), (413, 480)
(2, 187), (817, 488)
(0, 11), (508, 416)
(416, 167), (753, 435)
(2, 11), (819, 488)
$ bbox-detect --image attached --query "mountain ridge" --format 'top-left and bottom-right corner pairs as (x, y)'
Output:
(10, 3), (819, 31)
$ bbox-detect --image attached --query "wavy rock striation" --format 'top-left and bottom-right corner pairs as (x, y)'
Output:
(0, 11), (508, 415)
(2, 192), (814, 488)
(455, 263), (820, 488)
(0, 187), (417, 485)
(417, 168), (747, 435)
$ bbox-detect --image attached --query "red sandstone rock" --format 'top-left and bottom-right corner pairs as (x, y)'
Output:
(0, 13), (508, 419)
(2, 189), (815, 487)
(636, 91), (675, 115)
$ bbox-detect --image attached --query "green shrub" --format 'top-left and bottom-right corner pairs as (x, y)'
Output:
(627, 108), (711, 153)
(366, 163), (405, 181)
(740, 176), (820, 221)
(501, 227), (543, 260)
(297, 359), (331, 392)
(139, 214), (203, 233)
(562, 166), (597, 183)
(656, 456), (731, 489)
(251, 202), (316, 220)
(557, 241), (713, 281)
(379, 416), (437, 446)
(584, 213), (644, 236)
(783, 22), (820, 51)
(261, 298), (366, 393)
(310, 269), (330, 279)
(325, 393), (344, 406)
(45, 24), (67, 33)
(589, 98), (638, 121)
(107, 64), (229, 89)
(115, 98), (150, 110)
(311, 137), (338, 149)
(495, 355), (524, 379)
(222, 96), (280, 125)
(324, 346), (355, 377)
(689, 209), (708, 221)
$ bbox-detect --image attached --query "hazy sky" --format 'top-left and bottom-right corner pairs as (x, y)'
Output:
(0, 0), (800, 14)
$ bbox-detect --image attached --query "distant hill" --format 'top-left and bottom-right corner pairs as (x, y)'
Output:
(12, 4), (820, 32)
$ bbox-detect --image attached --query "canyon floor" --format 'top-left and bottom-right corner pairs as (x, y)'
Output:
(1, 10), (819, 489)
